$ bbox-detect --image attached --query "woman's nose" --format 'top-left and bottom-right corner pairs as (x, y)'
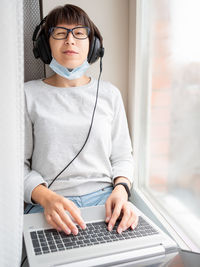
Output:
(64, 32), (75, 45)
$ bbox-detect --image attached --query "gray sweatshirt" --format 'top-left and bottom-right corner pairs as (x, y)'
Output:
(24, 78), (134, 204)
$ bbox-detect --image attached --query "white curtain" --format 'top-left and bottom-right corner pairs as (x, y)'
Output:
(0, 0), (24, 266)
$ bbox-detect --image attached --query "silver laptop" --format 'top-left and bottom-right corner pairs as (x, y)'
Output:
(23, 204), (178, 267)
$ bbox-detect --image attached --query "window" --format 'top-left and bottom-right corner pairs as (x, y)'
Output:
(134, 0), (200, 252)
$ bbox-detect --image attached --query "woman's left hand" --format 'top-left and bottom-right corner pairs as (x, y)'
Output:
(105, 185), (138, 234)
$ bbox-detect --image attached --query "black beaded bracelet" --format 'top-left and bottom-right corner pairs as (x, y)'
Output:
(114, 182), (131, 198)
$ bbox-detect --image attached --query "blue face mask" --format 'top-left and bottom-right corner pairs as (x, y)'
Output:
(49, 58), (90, 80)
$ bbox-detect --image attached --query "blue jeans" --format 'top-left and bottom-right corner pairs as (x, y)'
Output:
(24, 186), (113, 214)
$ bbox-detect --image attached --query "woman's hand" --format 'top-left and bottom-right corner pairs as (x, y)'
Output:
(32, 185), (86, 235)
(105, 184), (138, 234)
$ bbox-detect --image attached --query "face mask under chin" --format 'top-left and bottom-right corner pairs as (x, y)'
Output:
(49, 58), (90, 80)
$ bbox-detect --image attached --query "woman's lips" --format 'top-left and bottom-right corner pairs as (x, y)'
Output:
(63, 50), (78, 54)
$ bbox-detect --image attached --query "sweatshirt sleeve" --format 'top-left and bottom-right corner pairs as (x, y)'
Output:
(110, 89), (134, 185)
(24, 94), (48, 204)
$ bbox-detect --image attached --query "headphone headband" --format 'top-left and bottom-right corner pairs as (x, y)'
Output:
(32, 17), (47, 41)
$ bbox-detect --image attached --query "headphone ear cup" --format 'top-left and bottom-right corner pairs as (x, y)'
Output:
(88, 36), (104, 64)
(33, 29), (52, 64)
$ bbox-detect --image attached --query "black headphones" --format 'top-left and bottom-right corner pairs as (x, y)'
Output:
(32, 17), (104, 65)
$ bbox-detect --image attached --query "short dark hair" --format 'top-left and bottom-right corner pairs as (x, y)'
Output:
(44, 4), (103, 49)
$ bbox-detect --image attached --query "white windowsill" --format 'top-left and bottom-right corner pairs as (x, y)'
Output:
(133, 187), (200, 253)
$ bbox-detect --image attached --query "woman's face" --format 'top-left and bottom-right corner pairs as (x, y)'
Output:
(49, 23), (90, 69)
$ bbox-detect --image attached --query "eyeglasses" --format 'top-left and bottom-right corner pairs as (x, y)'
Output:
(49, 26), (90, 40)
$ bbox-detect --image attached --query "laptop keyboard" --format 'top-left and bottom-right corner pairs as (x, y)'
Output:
(30, 216), (159, 256)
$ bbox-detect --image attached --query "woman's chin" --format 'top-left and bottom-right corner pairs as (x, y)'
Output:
(60, 60), (85, 70)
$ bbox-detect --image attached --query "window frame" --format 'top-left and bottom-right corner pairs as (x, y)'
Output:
(131, 0), (200, 253)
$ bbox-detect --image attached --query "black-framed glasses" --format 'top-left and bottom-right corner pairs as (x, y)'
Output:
(49, 26), (90, 40)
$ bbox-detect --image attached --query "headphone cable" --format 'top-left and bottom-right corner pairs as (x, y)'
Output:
(20, 256), (27, 267)
(48, 57), (103, 188)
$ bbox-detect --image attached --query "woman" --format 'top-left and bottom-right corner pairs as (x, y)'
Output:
(24, 4), (138, 236)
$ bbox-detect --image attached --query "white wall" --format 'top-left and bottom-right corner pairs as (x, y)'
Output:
(42, 0), (129, 110)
